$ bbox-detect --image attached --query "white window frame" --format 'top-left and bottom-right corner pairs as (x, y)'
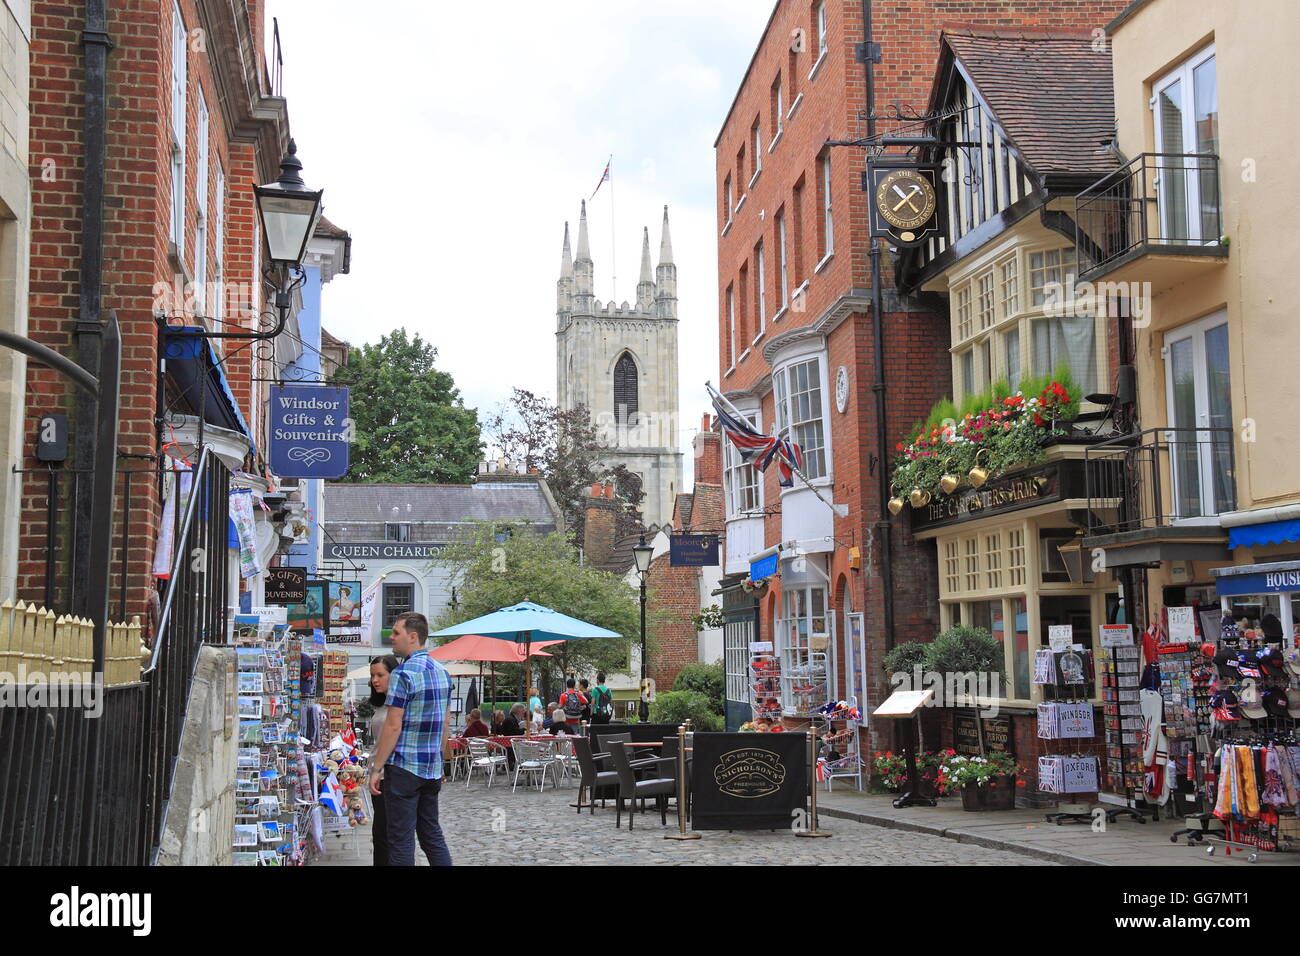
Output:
(772, 353), (829, 480)
(776, 582), (831, 713)
(751, 120), (763, 184)
(724, 407), (764, 518)
(772, 75), (784, 138)
(777, 212), (789, 310)
(819, 152), (834, 259)
(726, 284), (736, 370)
(213, 162), (225, 327)
(1163, 309), (1233, 523)
(170, 1), (187, 258)
(722, 175), (733, 234)
(1152, 44), (1217, 244)
(815, 1), (827, 56)
(754, 241), (767, 337)
(194, 89), (209, 314)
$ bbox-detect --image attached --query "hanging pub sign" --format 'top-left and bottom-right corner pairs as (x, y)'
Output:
(690, 732), (807, 830)
(868, 161), (943, 247)
(264, 567), (307, 605)
(269, 385), (351, 479)
(669, 533), (719, 567)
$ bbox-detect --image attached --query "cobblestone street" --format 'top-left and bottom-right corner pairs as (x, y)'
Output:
(318, 778), (1051, 866)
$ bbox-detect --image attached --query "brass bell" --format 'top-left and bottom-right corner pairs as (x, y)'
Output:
(968, 449), (991, 490)
(909, 488), (931, 508)
(939, 457), (961, 495)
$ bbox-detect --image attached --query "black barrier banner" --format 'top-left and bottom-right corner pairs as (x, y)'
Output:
(690, 732), (807, 830)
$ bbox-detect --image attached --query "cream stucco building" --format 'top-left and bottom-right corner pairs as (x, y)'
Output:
(555, 201), (683, 530)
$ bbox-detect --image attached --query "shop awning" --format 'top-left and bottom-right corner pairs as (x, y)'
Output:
(162, 327), (256, 455)
(1228, 517), (1300, 550)
(1212, 560), (1300, 597)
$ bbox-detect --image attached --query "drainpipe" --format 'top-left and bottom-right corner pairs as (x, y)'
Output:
(72, 0), (113, 616)
(862, 0), (896, 650)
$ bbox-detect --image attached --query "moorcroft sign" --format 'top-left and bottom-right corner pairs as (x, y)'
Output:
(323, 542), (444, 561)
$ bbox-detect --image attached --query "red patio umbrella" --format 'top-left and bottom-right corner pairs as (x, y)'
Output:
(428, 634), (562, 706)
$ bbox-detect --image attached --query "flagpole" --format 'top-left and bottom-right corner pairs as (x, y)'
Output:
(706, 381), (845, 518)
(609, 154), (616, 302)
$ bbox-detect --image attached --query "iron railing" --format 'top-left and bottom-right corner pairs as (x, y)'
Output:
(1074, 152), (1225, 282)
(0, 447), (230, 865)
(1084, 426), (1236, 535)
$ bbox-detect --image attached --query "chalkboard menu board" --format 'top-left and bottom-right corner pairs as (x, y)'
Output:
(690, 732), (807, 830)
(953, 712), (1014, 757)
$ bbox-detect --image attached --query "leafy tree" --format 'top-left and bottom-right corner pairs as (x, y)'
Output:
(672, 662), (724, 715)
(485, 388), (642, 539)
(330, 328), (482, 482)
(430, 520), (648, 697)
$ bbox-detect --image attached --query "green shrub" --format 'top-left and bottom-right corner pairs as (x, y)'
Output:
(672, 662), (724, 714)
(649, 690), (723, 731)
(925, 626), (1004, 678)
(882, 641), (930, 677)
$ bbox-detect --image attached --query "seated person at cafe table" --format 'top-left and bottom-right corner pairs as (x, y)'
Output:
(499, 704), (527, 737)
(548, 705), (573, 735)
(489, 709), (507, 735)
(461, 708), (490, 737)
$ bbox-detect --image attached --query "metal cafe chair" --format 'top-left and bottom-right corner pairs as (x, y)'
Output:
(510, 738), (557, 792)
(464, 737), (508, 788)
(572, 736), (620, 814)
(606, 741), (676, 830)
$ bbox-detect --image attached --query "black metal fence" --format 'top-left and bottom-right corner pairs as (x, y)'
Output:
(0, 447), (229, 865)
(1084, 426), (1237, 534)
(1074, 152), (1224, 282)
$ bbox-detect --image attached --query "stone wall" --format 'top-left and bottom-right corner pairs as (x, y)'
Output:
(156, 645), (237, 866)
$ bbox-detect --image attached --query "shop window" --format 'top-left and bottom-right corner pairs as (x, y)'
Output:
(1039, 528), (1076, 584)
(1007, 528), (1025, 587)
(1009, 596), (1030, 700)
(977, 271), (995, 330)
(999, 257), (1019, 319)
(723, 609), (754, 709)
(944, 539), (961, 595)
(778, 584), (830, 713)
(1003, 327), (1021, 393)
(984, 532), (1002, 590)
(1040, 594), (1094, 698)
(773, 355), (828, 479)
(964, 536), (980, 592)
(955, 285), (973, 340)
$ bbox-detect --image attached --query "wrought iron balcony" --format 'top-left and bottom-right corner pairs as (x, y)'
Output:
(1083, 426), (1236, 538)
(1074, 153), (1227, 287)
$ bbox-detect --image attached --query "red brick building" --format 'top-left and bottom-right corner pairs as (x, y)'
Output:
(713, 0), (1127, 746)
(21, 0), (291, 626)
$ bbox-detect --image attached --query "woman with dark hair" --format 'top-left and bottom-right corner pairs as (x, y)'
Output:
(368, 654), (400, 867)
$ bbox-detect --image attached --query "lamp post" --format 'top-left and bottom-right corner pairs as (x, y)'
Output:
(632, 533), (654, 721)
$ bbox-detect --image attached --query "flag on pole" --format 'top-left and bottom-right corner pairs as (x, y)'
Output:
(590, 155), (611, 199)
(706, 382), (803, 488)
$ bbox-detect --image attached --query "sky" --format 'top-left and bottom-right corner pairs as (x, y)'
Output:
(265, 0), (777, 488)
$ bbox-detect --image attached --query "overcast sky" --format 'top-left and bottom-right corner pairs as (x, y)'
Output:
(265, 1), (776, 486)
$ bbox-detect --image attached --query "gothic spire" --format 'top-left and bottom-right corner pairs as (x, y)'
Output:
(560, 221), (573, 277)
(658, 204), (674, 265)
(636, 226), (655, 312)
(576, 199), (592, 263)
(655, 205), (677, 319)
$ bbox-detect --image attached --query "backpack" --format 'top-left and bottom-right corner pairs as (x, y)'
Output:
(594, 686), (613, 718)
(562, 691), (585, 720)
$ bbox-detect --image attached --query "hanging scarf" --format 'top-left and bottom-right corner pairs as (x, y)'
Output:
(1236, 745), (1260, 820)
(1214, 746), (1234, 820)
(1261, 746), (1287, 806)
(1274, 744), (1299, 808)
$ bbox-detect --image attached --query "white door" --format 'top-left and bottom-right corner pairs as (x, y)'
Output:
(1165, 311), (1233, 521)
(1152, 45), (1218, 244)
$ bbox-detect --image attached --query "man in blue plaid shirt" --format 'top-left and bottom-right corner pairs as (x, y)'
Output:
(369, 612), (452, 866)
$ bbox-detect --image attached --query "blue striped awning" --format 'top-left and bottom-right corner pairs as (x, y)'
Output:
(1228, 518), (1300, 550)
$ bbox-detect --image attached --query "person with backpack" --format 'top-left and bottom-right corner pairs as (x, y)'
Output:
(591, 672), (614, 724)
(558, 677), (588, 731)
(578, 679), (593, 721)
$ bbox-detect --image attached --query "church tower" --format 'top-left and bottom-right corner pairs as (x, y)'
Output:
(556, 202), (683, 531)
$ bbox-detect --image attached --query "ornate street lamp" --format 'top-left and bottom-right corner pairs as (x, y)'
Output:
(254, 138), (324, 267)
(632, 533), (654, 721)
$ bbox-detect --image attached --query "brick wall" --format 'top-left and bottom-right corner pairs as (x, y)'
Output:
(715, 0), (1128, 752)
(20, 1), (275, 627)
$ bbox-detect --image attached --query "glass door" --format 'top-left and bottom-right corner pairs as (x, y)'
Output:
(1165, 312), (1234, 520)
(1153, 46), (1218, 243)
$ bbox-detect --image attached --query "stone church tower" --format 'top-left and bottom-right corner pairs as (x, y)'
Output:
(556, 201), (683, 530)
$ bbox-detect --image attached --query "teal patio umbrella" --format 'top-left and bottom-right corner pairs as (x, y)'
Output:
(432, 601), (622, 694)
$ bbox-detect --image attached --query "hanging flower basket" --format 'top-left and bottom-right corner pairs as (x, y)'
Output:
(741, 576), (769, 595)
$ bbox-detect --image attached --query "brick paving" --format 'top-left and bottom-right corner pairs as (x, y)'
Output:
(316, 776), (1049, 867)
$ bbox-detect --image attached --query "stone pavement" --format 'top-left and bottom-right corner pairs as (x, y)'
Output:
(315, 775), (1048, 866)
(815, 788), (1300, 867)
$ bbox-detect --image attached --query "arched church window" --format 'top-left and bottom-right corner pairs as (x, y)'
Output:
(613, 352), (638, 425)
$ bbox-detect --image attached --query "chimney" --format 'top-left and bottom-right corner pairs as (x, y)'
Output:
(583, 484), (618, 569)
(693, 412), (722, 486)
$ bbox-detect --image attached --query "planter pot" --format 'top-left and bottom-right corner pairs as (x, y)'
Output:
(960, 784), (985, 811)
(984, 775), (1016, 810)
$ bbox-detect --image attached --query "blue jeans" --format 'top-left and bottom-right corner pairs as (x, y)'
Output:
(384, 765), (452, 867)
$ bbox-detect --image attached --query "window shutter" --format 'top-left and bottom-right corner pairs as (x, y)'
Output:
(613, 353), (638, 425)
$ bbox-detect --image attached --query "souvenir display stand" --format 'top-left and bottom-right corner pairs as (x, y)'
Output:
(748, 649), (783, 722)
(232, 618), (303, 866)
(1033, 646), (1100, 825)
(1096, 626), (1149, 824)
(1191, 616), (1300, 861)
(813, 699), (865, 791)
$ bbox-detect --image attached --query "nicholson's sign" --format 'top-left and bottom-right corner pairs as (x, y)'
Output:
(269, 385), (351, 479)
(323, 542), (444, 561)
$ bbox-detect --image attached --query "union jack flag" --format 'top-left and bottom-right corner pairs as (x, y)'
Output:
(707, 383), (803, 488)
(590, 156), (611, 199)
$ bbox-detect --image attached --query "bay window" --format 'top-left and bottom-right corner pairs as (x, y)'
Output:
(773, 355), (827, 479)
